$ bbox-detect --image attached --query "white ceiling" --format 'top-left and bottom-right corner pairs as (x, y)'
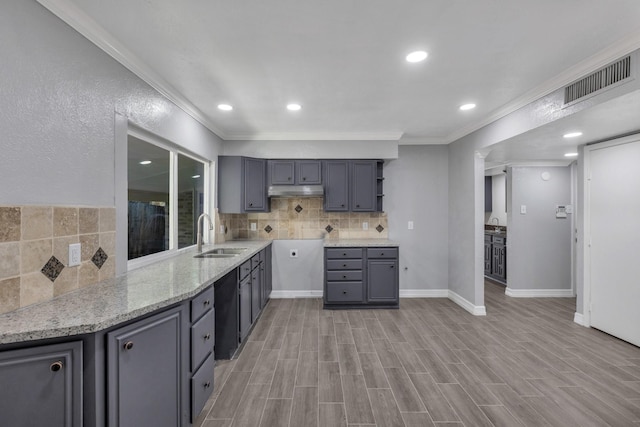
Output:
(40, 0), (640, 159)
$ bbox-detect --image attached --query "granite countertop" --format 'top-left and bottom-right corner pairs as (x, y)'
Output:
(0, 240), (270, 345)
(323, 239), (399, 247)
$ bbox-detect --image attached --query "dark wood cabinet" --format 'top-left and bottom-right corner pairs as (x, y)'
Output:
(107, 305), (184, 427)
(0, 341), (82, 427)
(484, 234), (507, 283)
(324, 246), (399, 309)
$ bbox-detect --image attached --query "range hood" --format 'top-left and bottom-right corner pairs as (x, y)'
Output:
(268, 185), (324, 198)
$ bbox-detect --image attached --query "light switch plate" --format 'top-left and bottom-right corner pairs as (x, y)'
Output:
(69, 243), (81, 267)
(520, 205), (527, 214)
(362, 222), (368, 230)
(408, 221), (414, 230)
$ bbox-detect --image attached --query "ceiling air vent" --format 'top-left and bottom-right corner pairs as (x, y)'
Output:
(564, 55), (632, 104)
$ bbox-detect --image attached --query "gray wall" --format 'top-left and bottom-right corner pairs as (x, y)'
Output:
(507, 166), (572, 291)
(271, 240), (324, 293)
(0, 0), (222, 207)
(385, 146), (449, 291)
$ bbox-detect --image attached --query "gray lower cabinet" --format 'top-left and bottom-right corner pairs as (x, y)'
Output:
(107, 305), (184, 427)
(0, 341), (82, 427)
(239, 273), (252, 343)
(484, 233), (507, 283)
(251, 261), (261, 323)
(324, 246), (399, 309)
(189, 286), (215, 422)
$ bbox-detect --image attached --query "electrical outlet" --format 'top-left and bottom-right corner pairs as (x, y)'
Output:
(290, 249), (298, 258)
(520, 205), (527, 214)
(362, 222), (368, 230)
(69, 243), (81, 267)
(408, 221), (414, 230)
(250, 222), (257, 231)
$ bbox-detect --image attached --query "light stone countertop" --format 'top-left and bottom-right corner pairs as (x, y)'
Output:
(323, 238), (399, 247)
(0, 240), (270, 345)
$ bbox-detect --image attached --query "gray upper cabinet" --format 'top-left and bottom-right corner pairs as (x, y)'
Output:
(351, 160), (377, 212)
(296, 160), (322, 184)
(107, 305), (184, 427)
(219, 156), (269, 213)
(0, 341), (82, 427)
(269, 160), (295, 185)
(268, 160), (322, 185)
(243, 157), (268, 211)
(323, 160), (350, 211)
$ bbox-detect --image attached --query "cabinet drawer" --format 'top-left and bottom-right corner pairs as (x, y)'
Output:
(191, 352), (215, 421)
(326, 259), (363, 270)
(327, 270), (363, 281)
(191, 309), (214, 371)
(240, 259), (252, 279)
(251, 253), (260, 270)
(191, 286), (214, 322)
(326, 282), (363, 303)
(484, 234), (492, 242)
(326, 248), (363, 259)
(493, 236), (505, 245)
(366, 248), (398, 259)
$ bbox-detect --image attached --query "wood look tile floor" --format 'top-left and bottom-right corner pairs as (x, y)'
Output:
(195, 281), (640, 427)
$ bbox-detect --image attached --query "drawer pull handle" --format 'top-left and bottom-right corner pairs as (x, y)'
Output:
(204, 334), (211, 341)
(390, 265), (394, 269)
(356, 204), (360, 208)
(249, 202), (253, 207)
(50, 361), (63, 372)
(343, 264), (347, 267)
(341, 204), (345, 207)
(343, 275), (347, 279)
(204, 381), (211, 389)
(381, 253), (384, 256)
(204, 300), (211, 306)
(342, 253), (347, 256)
(123, 341), (134, 351)
(342, 290), (347, 294)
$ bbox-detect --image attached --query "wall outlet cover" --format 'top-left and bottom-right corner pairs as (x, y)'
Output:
(69, 243), (81, 267)
(362, 222), (368, 230)
(290, 249), (298, 258)
(250, 222), (257, 231)
(408, 221), (414, 230)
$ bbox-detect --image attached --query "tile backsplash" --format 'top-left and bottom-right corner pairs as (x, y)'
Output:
(0, 206), (116, 314)
(218, 197), (388, 241)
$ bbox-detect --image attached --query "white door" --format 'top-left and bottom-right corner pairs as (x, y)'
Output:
(588, 138), (640, 347)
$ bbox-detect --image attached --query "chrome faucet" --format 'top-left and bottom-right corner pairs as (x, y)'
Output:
(196, 213), (214, 253)
(491, 217), (500, 232)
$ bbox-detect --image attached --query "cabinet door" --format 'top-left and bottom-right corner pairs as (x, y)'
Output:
(239, 275), (252, 342)
(107, 306), (183, 427)
(0, 341), (82, 427)
(367, 260), (398, 303)
(269, 160), (295, 185)
(324, 161), (349, 211)
(484, 240), (492, 275)
(351, 161), (376, 212)
(243, 158), (267, 211)
(251, 267), (261, 323)
(215, 269), (239, 360)
(296, 160), (322, 184)
(492, 244), (506, 280)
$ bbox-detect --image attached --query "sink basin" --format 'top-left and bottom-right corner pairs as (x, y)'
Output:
(194, 247), (247, 258)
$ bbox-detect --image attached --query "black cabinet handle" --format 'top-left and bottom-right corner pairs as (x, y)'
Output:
(204, 334), (211, 341)
(204, 381), (211, 389)
(390, 265), (394, 269)
(343, 253), (347, 256)
(249, 202), (253, 207)
(356, 204), (360, 208)
(204, 300), (211, 307)
(123, 341), (134, 351)
(343, 275), (347, 279)
(302, 177), (306, 181)
(341, 204), (345, 207)
(50, 361), (63, 372)
(343, 264), (347, 267)
(287, 176), (291, 181)
(342, 290), (347, 294)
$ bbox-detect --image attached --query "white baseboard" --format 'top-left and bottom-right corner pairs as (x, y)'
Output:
(505, 287), (574, 298)
(573, 312), (587, 326)
(400, 289), (449, 298)
(269, 290), (323, 299)
(448, 290), (487, 316)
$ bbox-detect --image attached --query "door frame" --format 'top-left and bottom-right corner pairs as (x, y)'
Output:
(582, 133), (640, 328)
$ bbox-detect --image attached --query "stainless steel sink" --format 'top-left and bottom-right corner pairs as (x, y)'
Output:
(194, 247), (247, 258)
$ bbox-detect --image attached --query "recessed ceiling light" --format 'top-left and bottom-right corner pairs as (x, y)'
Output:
(287, 103), (302, 111)
(217, 104), (233, 111)
(139, 160), (152, 165)
(564, 152), (578, 157)
(459, 103), (476, 111)
(191, 174), (201, 179)
(406, 51), (428, 63)
(563, 132), (582, 138)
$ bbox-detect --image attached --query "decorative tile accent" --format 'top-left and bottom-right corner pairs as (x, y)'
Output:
(264, 225), (273, 233)
(376, 224), (385, 233)
(325, 225), (334, 233)
(91, 247), (108, 270)
(41, 256), (64, 282)
(294, 204), (303, 213)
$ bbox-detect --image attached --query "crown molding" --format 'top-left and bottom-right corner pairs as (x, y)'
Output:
(445, 31), (640, 144)
(224, 131), (403, 141)
(398, 135), (447, 145)
(37, 0), (229, 139)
